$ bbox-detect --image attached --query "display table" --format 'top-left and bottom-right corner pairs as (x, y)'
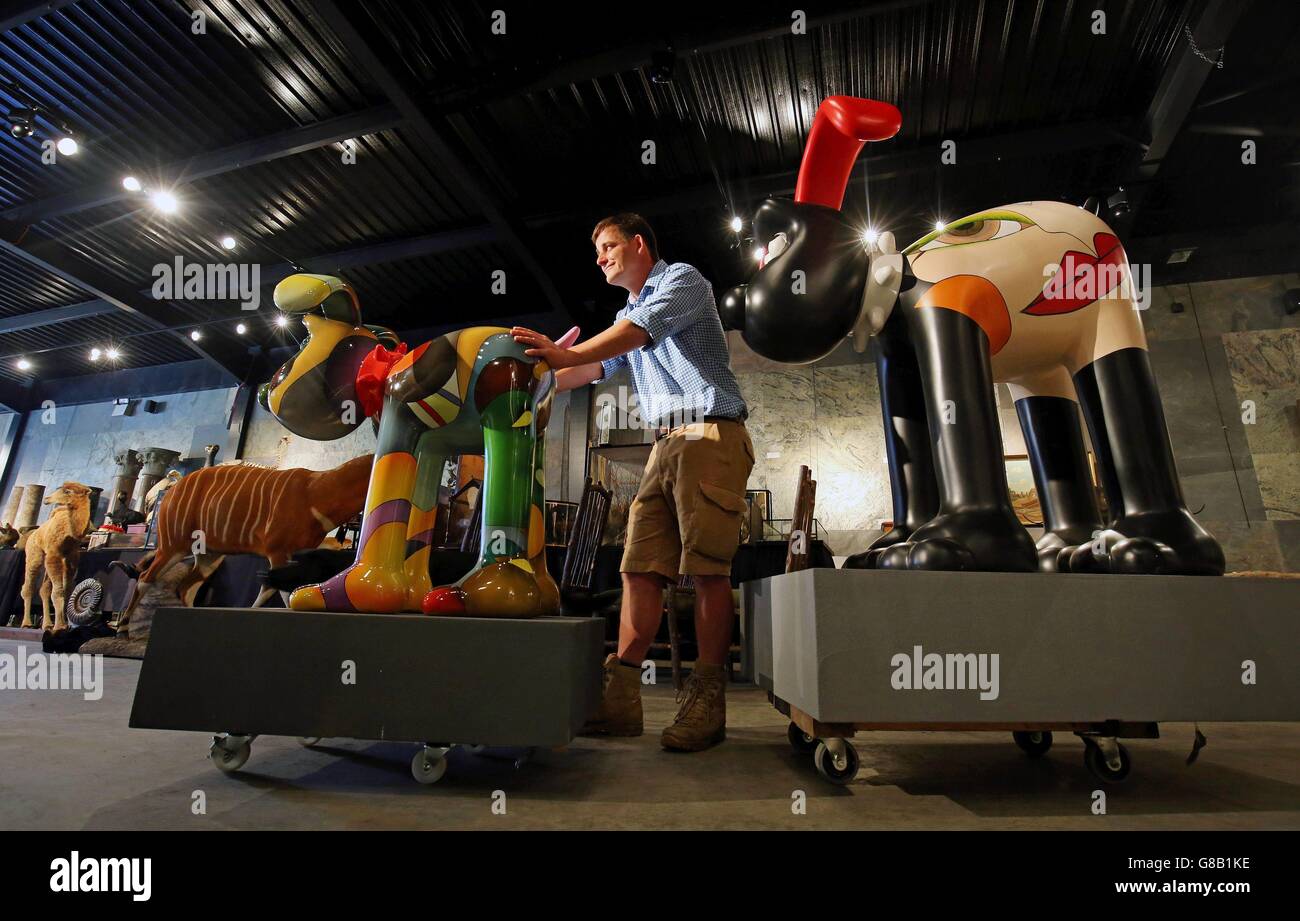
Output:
(130, 606), (604, 784)
(742, 568), (1300, 783)
(0, 547), (147, 625)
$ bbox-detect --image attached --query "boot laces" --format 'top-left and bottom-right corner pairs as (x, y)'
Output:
(673, 674), (715, 726)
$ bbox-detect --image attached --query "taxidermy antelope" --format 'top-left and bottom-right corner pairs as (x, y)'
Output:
(721, 96), (1223, 575)
(114, 454), (374, 636)
(20, 482), (93, 631)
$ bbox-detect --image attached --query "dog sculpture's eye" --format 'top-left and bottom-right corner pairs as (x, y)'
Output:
(906, 212), (1034, 255)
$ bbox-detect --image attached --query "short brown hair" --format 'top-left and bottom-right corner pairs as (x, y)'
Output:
(592, 212), (658, 261)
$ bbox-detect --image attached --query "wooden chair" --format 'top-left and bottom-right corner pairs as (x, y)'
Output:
(559, 478), (613, 613)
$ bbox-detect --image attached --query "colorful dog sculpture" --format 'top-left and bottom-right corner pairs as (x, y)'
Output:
(721, 96), (1223, 575)
(260, 273), (576, 615)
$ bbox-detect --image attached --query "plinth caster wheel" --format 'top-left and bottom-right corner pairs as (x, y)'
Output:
(788, 722), (818, 754)
(1012, 730), (1053, 757)
(1083, 740), (1131, 784)
(298, 737), (322, 747)
(411, 747), (449, 785)
(210, 735), (251, 773)
(813, 739), (859, 785)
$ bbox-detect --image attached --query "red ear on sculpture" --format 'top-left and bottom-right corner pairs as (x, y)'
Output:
(794, 96), (902, 210)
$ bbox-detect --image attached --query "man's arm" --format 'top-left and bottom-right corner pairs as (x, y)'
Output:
(511, 318), (649, 370)
(554, 361), (604, 392)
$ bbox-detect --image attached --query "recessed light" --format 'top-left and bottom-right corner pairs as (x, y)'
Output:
(16, 357), (31, 371)
(122, 176), (141, 192)
(151, 190), (179, 214)
(190, 329), (202, 341)
(221, 235), (237, 250)
(56, 136), (78, 156)
(236, 322), (247, 335)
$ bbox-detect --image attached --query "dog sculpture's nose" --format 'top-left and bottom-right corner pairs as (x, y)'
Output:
(718, 285), (747, 331)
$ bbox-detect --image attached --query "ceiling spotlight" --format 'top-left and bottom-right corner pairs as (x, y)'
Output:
(729, 216), (743, 233)
(934, 220), (947, 232)
(151, 190), (179, 214)
(16, 357), (32, 371)
(106, 347), (120, 360)
(275, 315), (289, 328)
(236, 322), (247, 335)
(122, 176), (141, 192)
(861, 228), (880, 247)
(220, 235), (237, 250)
(190, 329), (202, 341)
(7, 108), (35, 139)
(56, 135), (78, 156)
(752, 247), (766, 263)
(90, 347), (102, 361)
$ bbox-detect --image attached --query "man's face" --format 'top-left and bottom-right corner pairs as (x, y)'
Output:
(595, 228), (639, 289)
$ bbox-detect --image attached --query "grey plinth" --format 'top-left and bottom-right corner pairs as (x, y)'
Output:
(743, 568), (1300, 725)
(14, 484), (44, 529)
(130, 608), (605, 747)
(2, 486), (22, 526)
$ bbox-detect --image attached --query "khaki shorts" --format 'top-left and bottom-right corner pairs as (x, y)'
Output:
(621, 419), (756, 579)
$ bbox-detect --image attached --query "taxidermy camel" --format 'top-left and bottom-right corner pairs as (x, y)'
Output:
(114, 454), (374, 636)
(20, 482), (93, 630)
(720, 96), (1223, 575)
(260, 272), (578, 616)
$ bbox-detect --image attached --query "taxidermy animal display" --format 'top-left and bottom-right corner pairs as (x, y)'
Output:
(114, 454), (374, 636)
(20, 482), (93, 630)
(0, 523), (18, 549)
(261, 273), (577, 616)
(720, 96), (1223, 576)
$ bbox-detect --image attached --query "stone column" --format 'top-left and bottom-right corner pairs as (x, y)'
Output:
(107, 450), (143, 519)
(15, 484), (44, 529)
(86, 486), (105, 527)
(2, 486), (22, 526)
(134, 447), (181, 511)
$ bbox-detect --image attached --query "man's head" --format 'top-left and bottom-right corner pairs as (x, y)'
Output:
(592, 213), (658, 293)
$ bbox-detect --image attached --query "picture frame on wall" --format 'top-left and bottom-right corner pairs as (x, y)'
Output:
(1005, 453), (1107, 527)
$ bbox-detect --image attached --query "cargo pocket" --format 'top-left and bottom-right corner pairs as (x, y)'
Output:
(689, 481), (749, 562)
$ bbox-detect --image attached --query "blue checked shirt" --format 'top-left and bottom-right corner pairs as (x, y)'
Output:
(600, 259), (748, 428)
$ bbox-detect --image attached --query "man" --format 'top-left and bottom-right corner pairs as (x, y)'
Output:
(511, 213), (753, 752)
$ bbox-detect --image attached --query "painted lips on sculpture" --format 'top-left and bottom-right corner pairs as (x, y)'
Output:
(1023, 232), (1126, 316)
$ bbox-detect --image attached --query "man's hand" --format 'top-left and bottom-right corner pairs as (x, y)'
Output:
(511, 327), (581, 369)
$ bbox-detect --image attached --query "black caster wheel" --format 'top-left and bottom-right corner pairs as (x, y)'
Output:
(411, 747), (449, 785)
(1084, 741), (1131, 784)
(209, 735), (251, 773)
(1013, 730), (1053, 757)
(813, 740), (860, 785)
(788, 722), (818, 754)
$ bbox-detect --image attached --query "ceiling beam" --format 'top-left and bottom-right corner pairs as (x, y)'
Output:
(314, 0), (565, 314)
(1, 103), (403, 225)
(1138, 0), (1250, 180)
(0, 0), (77, 33)
(0, 220), (246, 379)
(427, 0), (932, 111)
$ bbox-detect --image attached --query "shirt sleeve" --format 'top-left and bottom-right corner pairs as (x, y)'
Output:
(599, 352), (627, 380)
(623, 264), (714, 347)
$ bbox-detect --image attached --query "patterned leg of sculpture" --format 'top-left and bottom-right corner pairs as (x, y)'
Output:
(290, 401), (422, 613)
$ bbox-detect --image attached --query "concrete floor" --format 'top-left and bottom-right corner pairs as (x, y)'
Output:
(1, 637), (1297, 830)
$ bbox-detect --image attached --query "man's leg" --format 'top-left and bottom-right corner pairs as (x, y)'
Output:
(662, 420), (754, 752)
(616, 571), (667, 664)
(690, 574), (733, 666)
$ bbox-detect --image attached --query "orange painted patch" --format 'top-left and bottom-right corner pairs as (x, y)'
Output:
(389, 341), (427, 377)
(914, 275), (1012, 355)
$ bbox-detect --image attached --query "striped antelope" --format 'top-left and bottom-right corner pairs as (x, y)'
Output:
(114, 454), (373, 636)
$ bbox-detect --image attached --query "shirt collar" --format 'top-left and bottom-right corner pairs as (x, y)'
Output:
(628, 259), (669, 307)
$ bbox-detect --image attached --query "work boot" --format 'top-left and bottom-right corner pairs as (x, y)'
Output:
(581, 654), (643, 737)
(661, 662), (726, 752)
